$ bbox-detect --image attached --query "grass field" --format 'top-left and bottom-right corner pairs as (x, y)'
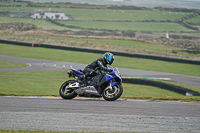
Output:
(186, 15), (200, 23)
(0, 17), (69, 30)
(0, 6), (191, 21)
(59, 21), (192, 32)
(0, 16), (193, 32)
(0, 6), (36, 12)
(64, 8), (190, 21)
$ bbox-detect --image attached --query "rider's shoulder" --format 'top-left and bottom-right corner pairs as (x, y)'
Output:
(94, 57), (103, 64)
(97, 57), (103, 61)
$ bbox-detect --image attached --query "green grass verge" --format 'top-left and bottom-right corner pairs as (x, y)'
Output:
(0, 60), (28, 68)
(0, 43), (200, 77)
(0, 76), (63, 96)
(123, 83), (183, 97)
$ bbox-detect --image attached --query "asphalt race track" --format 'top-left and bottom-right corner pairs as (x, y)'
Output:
(1, 55), (200, 87)
(1, 55), (200, 132)
(0, 96), (200, 132)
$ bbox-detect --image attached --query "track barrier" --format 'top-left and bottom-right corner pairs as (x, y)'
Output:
(122, 77), (200, 96)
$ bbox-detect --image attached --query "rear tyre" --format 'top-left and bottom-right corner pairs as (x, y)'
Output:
(59, 80), (77, 99)
(102, 84), (123, 101)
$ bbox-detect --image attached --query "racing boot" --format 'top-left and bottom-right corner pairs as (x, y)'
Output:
(76, 71), (94, 86)
(97, 86), (102, 94)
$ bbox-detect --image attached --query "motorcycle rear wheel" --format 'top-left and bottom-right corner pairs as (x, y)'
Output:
(102, 84), (123, 101)
(59, 80), (77, 99)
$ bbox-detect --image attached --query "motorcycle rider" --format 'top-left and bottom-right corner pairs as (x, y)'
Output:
(76, 52), (114, 83)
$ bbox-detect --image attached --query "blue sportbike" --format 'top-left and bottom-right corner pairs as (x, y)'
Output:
(59, 66), (123, 101)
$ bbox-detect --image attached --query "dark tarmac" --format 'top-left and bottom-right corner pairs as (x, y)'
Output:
(0, 96), (200, 132)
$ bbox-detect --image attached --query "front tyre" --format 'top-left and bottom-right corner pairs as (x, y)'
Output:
(102, 84), (123, 101)
(59, 80), (77, 99)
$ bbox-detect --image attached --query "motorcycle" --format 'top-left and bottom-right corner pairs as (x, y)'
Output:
(59, 66), (123, 101)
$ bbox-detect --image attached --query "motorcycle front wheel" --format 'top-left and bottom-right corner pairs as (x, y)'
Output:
(59, 80), (77, 99)
(102, 84), (123, 101)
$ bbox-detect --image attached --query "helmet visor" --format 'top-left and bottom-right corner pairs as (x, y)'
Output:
(107, 54), (112, 62)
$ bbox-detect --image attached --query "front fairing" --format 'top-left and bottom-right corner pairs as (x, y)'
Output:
(106, 67), (122, 82)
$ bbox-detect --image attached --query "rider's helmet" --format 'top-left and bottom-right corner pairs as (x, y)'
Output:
(103, 52), (114, 65)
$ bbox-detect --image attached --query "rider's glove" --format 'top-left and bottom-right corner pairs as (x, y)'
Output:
(107, 68), (113, 72)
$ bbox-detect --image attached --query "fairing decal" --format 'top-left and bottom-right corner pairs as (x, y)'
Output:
(71, 68), (83, 77)
(105, 74), (114, 82)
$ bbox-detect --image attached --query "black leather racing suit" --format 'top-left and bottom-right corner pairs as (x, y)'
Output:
(83, 57), (112, 77)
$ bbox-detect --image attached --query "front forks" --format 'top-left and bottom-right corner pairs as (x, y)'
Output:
(106, 82), (112, 91)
